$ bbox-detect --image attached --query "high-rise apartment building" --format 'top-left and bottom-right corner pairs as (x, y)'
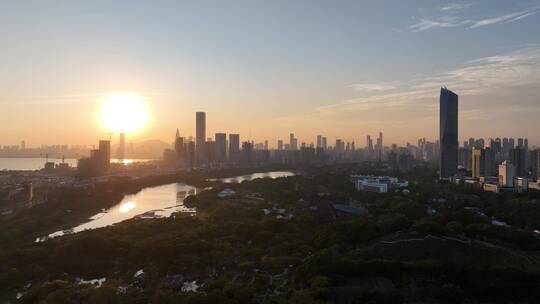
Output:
(511, 146), (526, 177)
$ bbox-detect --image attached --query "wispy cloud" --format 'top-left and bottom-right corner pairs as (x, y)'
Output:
(349, 83), (397, 92)
(470, 9), (537, 28)
(410, 5), (538, 32)
(410, 16), (470, 32)
(440, 3), (472, 11)
(282, 45), (540, 128)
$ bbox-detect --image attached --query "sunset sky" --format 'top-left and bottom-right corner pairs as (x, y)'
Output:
(1, 0), (539, 147)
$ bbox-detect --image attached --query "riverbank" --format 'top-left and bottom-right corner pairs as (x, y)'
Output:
(0, 165), (299, 248)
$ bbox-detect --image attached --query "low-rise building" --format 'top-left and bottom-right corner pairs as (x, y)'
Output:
(351, 175), (408, 193)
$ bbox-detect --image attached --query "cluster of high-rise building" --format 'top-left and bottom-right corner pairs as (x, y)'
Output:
(436, 87), (539, 192)
(161, 111), (423, 171)
(462, 137), (533, 178)
(71, 88), (537, 185)
(163, 112), (261, 168)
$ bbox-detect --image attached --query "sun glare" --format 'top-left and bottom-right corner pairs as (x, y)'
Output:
(101, 93), (149, 133)
(119, 201), (136, 213)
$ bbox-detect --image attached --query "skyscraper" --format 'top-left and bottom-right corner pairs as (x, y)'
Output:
(215, 133), (227, 161)
(471, 147), (484, 178)
(99, 140), (111, 166)
(376, 132), (383, 161)
(289, 133), (298, 150)
(439, 88), (458, 178)
(484, 147), (495, 176)
(316, 135), (322, 148)
(366, 135), (374, 159)
(511, 146), (526, 177)
(277, 139), (283, 151)
(228, 134), (240, 160)
(196, 112), (206, 161)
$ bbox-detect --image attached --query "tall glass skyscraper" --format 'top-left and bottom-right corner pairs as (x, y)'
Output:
(439, 88), (458, 178)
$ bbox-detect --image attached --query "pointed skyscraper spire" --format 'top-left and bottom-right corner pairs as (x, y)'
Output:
(176, 128), (180, 138)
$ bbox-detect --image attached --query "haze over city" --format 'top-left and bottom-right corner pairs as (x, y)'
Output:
(4, 1), (540, 303)
(1, 0), (540, 147)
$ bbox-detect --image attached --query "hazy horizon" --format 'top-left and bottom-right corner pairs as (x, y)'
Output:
(1, 1), (540, 147)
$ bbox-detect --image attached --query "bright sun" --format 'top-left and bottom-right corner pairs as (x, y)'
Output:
(101, 93), (149, 133)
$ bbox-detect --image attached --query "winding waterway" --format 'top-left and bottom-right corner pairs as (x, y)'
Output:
(37, 171), (294, 241)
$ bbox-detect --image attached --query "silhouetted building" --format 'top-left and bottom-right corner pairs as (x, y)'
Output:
(98, 140), (111, 170)
(511, 146), (526, 177)
(335, 139), (345, 152)
(376, 132), (383, 161)
(439, 87), (458, 178)
(196, 112), (206, 162)
(241, 141), (253, 165)
(78, 139), (111, 176)
(174, 129), (184, 165)
(277, 139), (283, 151)
(530, 149), (540, 179)
(215, 133), (227, 161)
(186, 141), (195, 168)
(229, 134), (240, 161)
(365, 135), (374, 160)
(289, 133), (298, 150)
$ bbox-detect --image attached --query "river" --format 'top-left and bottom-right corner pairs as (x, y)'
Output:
(36, 171), (294, 241)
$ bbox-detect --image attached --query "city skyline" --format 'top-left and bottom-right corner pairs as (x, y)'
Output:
(1, 1), (540, 146)
(3, 3), (540, 301)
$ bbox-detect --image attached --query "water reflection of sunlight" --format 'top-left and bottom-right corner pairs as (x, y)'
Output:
(119, 201), (136, 213)
(121, 159), (134, 165)
(111, 159), (134, 165)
